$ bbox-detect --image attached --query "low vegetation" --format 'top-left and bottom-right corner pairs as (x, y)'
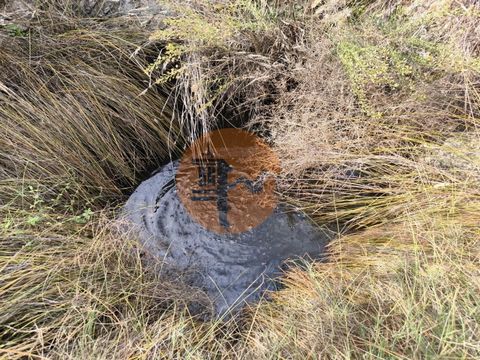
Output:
(1, 0), (479, 358)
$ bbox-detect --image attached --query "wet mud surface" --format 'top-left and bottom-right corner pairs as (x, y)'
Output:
(124, 162), (335, 315)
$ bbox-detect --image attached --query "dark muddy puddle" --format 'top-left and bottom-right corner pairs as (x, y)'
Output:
(124, 161), (334, 316)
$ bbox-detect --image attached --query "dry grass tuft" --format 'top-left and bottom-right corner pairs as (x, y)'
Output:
(0, 12), (183, 212)
(247, 216), (480, 358)
(0, 213), (218, 358)
(257, 0), (480, 230)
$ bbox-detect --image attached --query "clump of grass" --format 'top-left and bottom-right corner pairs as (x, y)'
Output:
(246, 215), (480, 358)
(0, 15), (184, 213)
(0, 212), (217, 358)
(144, 0), (305, 140)
(257, 0), (480, 230)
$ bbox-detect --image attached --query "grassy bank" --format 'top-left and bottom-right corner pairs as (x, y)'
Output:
(1, 0), (479, 358)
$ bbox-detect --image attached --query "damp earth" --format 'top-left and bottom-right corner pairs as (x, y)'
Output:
(124, 161), (335, 316)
